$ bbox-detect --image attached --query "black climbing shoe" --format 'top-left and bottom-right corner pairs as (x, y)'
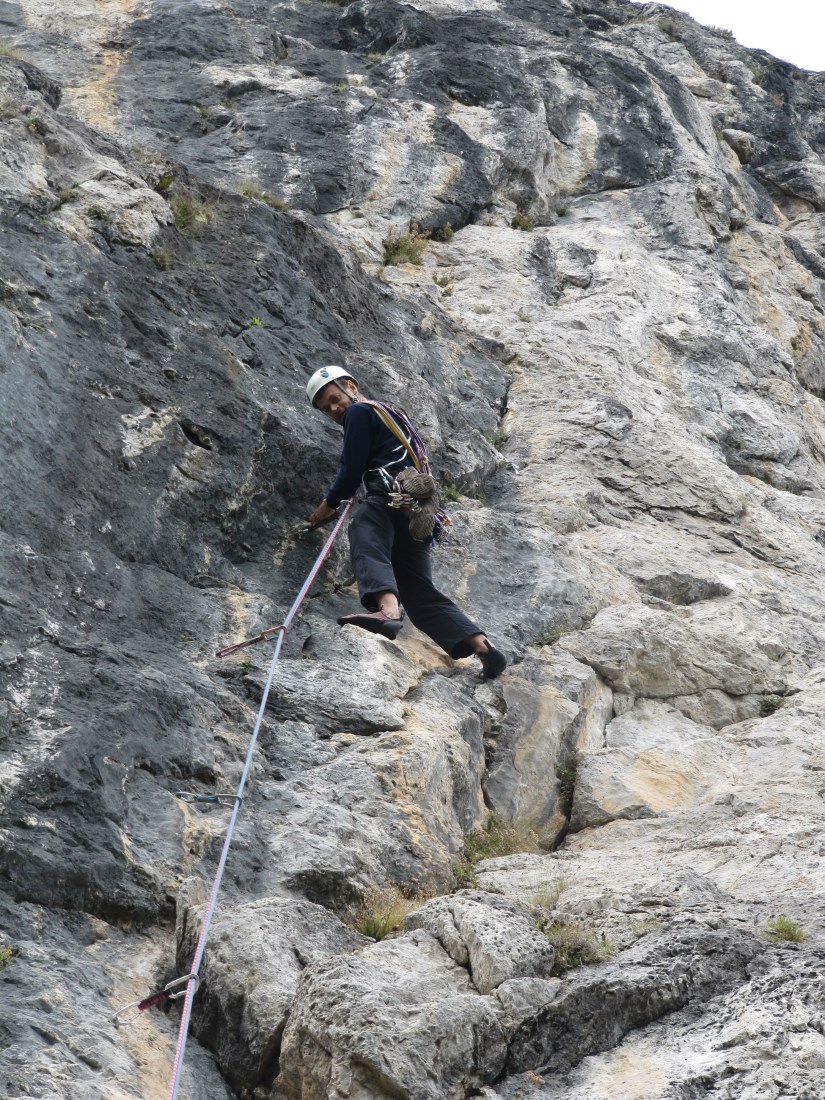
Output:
(337, 610), (405, 640)
(478, 641), (507, 681)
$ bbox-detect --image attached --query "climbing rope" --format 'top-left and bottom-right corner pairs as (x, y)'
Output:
(113, 501), (353, 1099)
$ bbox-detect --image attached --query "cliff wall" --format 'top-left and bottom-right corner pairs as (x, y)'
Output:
(2, 2), (825, 1097)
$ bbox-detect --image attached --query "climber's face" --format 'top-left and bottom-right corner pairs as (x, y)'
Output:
(315, 380), (358, 425)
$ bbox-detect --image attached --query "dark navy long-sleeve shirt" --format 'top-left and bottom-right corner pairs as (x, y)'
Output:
(325, 402), (412, 507)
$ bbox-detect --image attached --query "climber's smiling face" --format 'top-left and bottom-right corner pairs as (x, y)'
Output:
(315, 380), (358, 425)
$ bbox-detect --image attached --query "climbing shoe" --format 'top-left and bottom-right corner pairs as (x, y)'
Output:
(478, 641), (507, 681)
(337, 610), (405, 640)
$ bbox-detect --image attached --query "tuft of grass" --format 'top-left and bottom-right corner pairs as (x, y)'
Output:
(0, 97), (21, 120)
(351, 885), (427, 941)
(485, 426), (507, 449)
(555, 204), (570, 217)
(367, 52), (385, 63)
(85, 205), (110, 222)
(432, 274), (451, 288)
(709, 25), (735, 40)
(0, 945), (13, 970)
(759, 695), (784, 717)
(154, 169), (175, 194)
(433, 223), (454, 242)
(765, 916), (805, 943)
(151, 248), (174, 271)
(511, 211), (534, 231)
(246, 316), (264, 329)
(555, 761), (577, 813)
(442, 485), (461, 503)
(168, 192), (218, 237)
(383, 223), (430, 266)
(464, 816), (540, 864)
(336, 80), (348, 93)
(538, 919), (615, 974)
(471, 303), (492, 314)
(630, 917), (661, 938)
(238, 180), (289, 210)
(516, 307), (530, 323)
(0, 40), (22, 59)
(452, 856), (479, 890)
(539, 624), (571, 646)
(529, 874), (568, 911)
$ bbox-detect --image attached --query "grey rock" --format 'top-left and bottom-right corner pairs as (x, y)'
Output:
(276, 929), (509, 1099)
(404, 889), (555, 994)
(4, 1), (825, 1098)
(246, 673), (487, 907)
(483, 651), (612, 844)
(177, 896), (369, 1094)
(505, 925), (764, 1076)
(557, 602), (785, 704)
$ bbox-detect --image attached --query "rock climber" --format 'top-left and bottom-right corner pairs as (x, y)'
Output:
(305, 365), (507, 680)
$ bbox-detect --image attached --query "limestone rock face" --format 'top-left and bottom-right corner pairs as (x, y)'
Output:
(3, 0), (825, 1098)
(404, 889), (556, 994)
(277, 929), (510, 1100)
(177, 896), (369, 1095)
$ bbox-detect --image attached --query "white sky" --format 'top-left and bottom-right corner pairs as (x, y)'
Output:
(643, 1), (825, 73)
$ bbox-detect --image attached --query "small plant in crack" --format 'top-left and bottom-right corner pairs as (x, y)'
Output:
(539, 624), (571, 646)
(463, 816), (541, 864)
(537, 917), (614, 974)
(350, 885), (429, 940)
(511, 210), (534, 231)
(452, 855), (479, 890)
(759, 694), (784, 717)
(151, 247), (174, 271)
(382, 223), (430, 266)
(555, 760), (577, 816)
(485, 426), (507, 449)
(528, 873), (568, 911)
(168, 191), (218, 237)
(764, 915), (805, 943)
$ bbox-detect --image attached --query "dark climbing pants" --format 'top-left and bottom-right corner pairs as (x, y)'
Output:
(348, 499), (481, 659)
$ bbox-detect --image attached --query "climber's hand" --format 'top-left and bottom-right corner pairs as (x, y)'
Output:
(307, 500), (337, 529)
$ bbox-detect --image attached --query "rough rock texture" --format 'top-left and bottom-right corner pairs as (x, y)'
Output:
(3, 0), (825, 1098)
(404, 889), (556, 995)
(177, 896), (369, 1094)
(277, 928), (510, 1100)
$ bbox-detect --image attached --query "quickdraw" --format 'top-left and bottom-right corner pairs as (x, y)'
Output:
(112, 974), (200, 1028)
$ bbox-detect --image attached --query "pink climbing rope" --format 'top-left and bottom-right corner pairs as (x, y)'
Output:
(166, 501), (354, 1100)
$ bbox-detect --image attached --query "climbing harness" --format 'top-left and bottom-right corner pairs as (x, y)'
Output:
(111, 499), (354, 1100)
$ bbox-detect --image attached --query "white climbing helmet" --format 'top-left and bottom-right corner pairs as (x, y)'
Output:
(306, 365), (356, 407)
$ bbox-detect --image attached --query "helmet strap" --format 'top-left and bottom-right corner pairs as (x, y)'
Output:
(334, 380), (360, 403)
